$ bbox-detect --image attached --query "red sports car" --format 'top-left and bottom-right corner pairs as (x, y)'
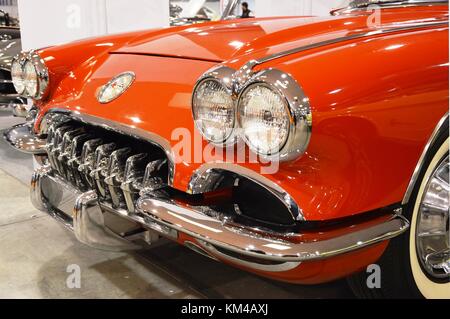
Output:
(4, 0), (449, 298)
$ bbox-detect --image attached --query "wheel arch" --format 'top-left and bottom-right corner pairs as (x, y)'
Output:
(402, 112), (449, 206)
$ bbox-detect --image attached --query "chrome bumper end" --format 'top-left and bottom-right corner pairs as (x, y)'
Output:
(3, 122), (47, 154)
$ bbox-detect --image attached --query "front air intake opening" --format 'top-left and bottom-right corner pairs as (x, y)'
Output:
(190, 170), (298, 232)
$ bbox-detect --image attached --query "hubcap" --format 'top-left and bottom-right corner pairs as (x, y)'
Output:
(416, 155), (450, 280)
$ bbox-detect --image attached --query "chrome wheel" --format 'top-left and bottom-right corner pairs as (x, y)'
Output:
(415, 155), (449, 280)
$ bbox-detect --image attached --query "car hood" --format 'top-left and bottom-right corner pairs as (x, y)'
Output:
(112, 6), (448, 63)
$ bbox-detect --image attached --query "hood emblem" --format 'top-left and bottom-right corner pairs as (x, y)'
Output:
(97, 71), (135, 104)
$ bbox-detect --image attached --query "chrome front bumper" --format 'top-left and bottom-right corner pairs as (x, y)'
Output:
(136, 198), (408, 262)
(31, 161), (410, 270)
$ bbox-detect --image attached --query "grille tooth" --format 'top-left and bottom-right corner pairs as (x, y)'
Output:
(142, 159), (168, 192)
(48, 125), (75, 173)
(67, 134), (93, 188)
(45, 125), (57, 168)
(104, 147), (133, 208)
(57, 128), (85, 179)
(121, 153), (149, 213)
(78, 138), (104, 188)
(91, 143), (117, 199)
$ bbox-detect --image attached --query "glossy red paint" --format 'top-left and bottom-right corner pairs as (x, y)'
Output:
(32, 5), (448, 282)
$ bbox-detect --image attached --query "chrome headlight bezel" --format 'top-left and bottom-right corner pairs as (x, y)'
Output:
(191, 66), (237, 146)
(237, 68), (312, 161)
(11, 51), (50, 100)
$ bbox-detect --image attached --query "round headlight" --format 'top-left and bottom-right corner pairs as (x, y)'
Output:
(24, 60), (38, 97)
(192, 78), (235, 145)
(11, 59), (25, 95)
(11, 51), (50, 100)
(238, 84), (290, 156)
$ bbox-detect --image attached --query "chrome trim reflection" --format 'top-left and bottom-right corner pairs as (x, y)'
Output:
(402, 113), (449, 205)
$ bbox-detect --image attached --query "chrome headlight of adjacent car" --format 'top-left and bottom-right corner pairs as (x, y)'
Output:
(192, 66), (312, 161)
(192, 66), (236, 145)
(11, 51), (50, 100)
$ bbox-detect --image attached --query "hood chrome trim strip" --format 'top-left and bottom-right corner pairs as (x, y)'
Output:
(247, 21), (447, 70)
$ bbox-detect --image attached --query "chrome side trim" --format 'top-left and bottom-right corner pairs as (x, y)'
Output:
(40, 109), (176, 186)
(189, 162), (304, 221)
(249, 21), (448, 69)
(3, 122), (47, 154)
(402, 113), (449, 205)
(137, 196), (410, 262)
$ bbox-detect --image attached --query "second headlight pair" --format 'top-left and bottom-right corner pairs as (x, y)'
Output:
(11, 51), (49, 100)
(192, 66), (312, 161)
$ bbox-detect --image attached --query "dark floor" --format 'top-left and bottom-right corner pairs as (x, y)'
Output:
(0, 110), (353, 299)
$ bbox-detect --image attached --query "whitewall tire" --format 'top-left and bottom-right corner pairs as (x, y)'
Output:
(409, 138), (449, 299)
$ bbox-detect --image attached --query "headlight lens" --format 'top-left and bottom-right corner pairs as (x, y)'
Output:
(11, 59), (25, 95)
(24, 61), (38, 97)
(238, 84), (290, 156)
(11, 51), (49, 100)
(192, 79), (235, 144)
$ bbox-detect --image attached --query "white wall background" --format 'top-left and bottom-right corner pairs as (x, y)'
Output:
(17, 0), (169, 50)
(16, 0), (346, 51)
(255, 0), (346, 17)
